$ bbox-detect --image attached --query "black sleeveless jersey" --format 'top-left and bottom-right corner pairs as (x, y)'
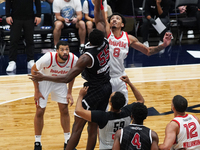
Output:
(120, 124), (152, 150)
(81, 38), (110, 85)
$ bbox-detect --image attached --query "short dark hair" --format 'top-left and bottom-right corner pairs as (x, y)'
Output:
(131, 103), (148, 124)
(111, 92), (126, 110)
(56, 40), (69, 50)
(172, 95), (188, 112)
(89, 29), (104, 46)
(108, 12), (126, 30)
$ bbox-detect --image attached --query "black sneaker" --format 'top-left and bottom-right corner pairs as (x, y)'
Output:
(64, 143), (67, 150)
(34, 142), (42, 150)
(63, 142), (77, 150)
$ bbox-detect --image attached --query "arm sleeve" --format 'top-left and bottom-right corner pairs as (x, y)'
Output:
(6, 0), (11, 17)
(91, 110), (108, 129)
(35, 52), (52, 71)
(53, 0), (60, 13)
(82, 1), (89, 14)
(75, 0), (82, 12)
(122, 102), (135, 115)
(35, 0), (41, 17)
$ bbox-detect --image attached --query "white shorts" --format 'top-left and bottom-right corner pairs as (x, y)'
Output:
(110, 75), (128, 105)
(38, 81), (68, 108)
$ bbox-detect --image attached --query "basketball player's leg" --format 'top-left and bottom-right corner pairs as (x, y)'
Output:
(34, 81), (50, 144)
(86, 122), (98, 150)
(66, 116), (87, 150)
(58, 103), (71, 144)
(58, 103), (70, 132)
(34, 106), (46, 136)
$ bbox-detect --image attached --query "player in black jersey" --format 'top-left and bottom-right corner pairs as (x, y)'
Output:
(75, 75), (144, 150)
(29, 0), (111, 149)
(112, 102), (159, 150)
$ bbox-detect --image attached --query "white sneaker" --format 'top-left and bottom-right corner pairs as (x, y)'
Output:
(158, 41), (165, 54)
(143, 41), (149, 47)
(6, 61), (16, 72)
(27, 60), (35, 69)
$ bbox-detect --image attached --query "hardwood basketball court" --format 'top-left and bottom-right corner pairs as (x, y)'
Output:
(0, 64), (200, 150)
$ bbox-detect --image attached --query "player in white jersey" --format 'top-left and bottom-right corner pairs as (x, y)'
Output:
(75, 75), (144, 150)
(105, 12), (172, 105)
(159, 95), (200, 150)
(31, 40), (78, 150)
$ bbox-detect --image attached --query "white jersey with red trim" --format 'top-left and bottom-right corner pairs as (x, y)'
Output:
(36, 52), (78, 76)
(107, 31), (130, 78)
(171, 114), (200, 150)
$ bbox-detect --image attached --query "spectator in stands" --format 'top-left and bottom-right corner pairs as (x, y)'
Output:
(5, 0), (41, 73)
(178, 0), (200, 35)
(141, 0), (171, 53)
(82, 0), (108, 36)
(53, 0), (86, 52)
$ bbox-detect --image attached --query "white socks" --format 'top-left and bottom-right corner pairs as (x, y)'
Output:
(64, 132), (71, 144)
(35, 133), (70, 144)
(35, 135), (41, 143)
(80, 44), (84, 47)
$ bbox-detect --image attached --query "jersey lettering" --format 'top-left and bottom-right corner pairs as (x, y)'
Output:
(131, 133), (141, 149)
(183, 122), (198, 139)
(113, 48), (120, 57)
(113, 121), (125, 132)
(97, 45), (109, 66)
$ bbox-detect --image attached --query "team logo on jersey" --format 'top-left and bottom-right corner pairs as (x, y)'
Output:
(50, 69), (68, 74)
(61, 6), (75, 19)
(109, 39), (127, 48)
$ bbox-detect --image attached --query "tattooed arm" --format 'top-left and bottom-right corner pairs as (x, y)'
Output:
(129, 32), (172, 56)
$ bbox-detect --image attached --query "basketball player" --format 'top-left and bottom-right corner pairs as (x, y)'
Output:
(159, 95), (200, 150)
(112, 102), (159, 150)
(105, 12), (172, 105)
(31, 40), (78, 150)
(29, 0), (111, 149)
(75, 75), (144, 150)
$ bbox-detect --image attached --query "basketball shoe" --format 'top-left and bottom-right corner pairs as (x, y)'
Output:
(63, 142), (77, 150)
(6, 61), (16, 72)
(27, 60), (35, 70)
(34, 142), (42, 150)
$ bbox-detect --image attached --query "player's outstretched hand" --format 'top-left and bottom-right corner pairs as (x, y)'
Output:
(79, 86), (89, 98)
(120, 75), (130, 84)
(28, 71), (44, 82)
(162, 32), (173, 47)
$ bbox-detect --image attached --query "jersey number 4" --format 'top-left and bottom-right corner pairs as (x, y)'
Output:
(183, 122), (198, 139)
(131, 133), (141, 149)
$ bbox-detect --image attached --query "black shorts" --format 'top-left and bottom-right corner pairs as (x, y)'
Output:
(82, 81), (112, 111)
(54, 20), (76, 29)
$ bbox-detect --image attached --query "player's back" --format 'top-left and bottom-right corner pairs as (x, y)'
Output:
(171, 114), (200, 150)
(120, 124), (152, 150)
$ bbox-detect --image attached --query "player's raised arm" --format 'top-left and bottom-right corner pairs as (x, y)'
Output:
(120, 75), (144, 103)
(94, 0), (107, 37)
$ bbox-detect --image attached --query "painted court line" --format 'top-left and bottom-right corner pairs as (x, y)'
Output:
(0, 85), (83, 105)
(1, 77), (200, 105)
